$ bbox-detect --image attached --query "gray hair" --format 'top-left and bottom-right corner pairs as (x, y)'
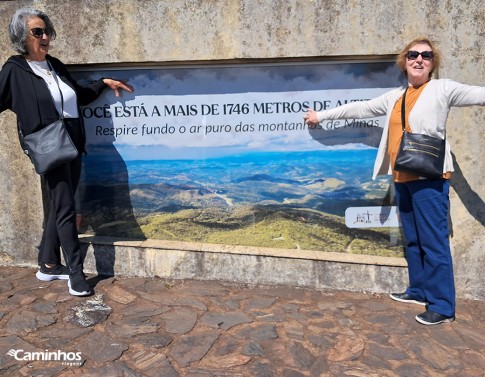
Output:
(8, 7), (56, 55)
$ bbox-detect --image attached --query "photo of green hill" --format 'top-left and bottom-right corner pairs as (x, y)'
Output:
(78, 149), (404, 258)
(138, 205), (403, 257)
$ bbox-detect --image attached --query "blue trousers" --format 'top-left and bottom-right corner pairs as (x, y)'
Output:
(395, 179), (455, 317)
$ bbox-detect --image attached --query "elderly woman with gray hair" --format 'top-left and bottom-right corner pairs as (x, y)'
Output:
(0, 7), (134, 296)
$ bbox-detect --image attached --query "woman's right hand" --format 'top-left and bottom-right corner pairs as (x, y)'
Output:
(103, 78), (134, 97)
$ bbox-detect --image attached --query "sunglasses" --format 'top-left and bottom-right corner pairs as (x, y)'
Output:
(407, 50), (434, 61)
(30, 27), (55, 39)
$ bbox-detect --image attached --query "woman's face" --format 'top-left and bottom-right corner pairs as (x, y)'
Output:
(406, 42), (434, 86)
(25, 17), (51, 61)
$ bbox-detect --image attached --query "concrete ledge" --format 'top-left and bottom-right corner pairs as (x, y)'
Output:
(79, 235), (408, 293)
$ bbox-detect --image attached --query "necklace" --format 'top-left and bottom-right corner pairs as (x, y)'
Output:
(41, 65), (52, 84)
(27, 59), (52, 84)
(45, 67), (52, 83)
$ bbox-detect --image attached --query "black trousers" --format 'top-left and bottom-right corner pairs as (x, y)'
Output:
(38, 118), (84, 274)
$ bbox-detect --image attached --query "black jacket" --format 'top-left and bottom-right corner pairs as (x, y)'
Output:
(0, 54), (106, 152)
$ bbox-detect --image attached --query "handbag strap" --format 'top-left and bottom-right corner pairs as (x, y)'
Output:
(18, 61), (65, 142)
(400, 87), (408, 132)
(400, 85), (446, 139)
(47, 60), (64, 120)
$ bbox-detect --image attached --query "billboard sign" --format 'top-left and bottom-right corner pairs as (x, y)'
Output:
(72, 61), (405, 257)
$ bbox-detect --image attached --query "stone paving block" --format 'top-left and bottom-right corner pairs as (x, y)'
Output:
(241, 340), (265, 357)
(399, 335), (463, 372)
(260, 341), (300, 369)
(5, 310), (57, 336)
(139, 291), (208, 310)
(168, 280), (231, 298)
(309, 356), (329, 376)
(248, 361), (275, 377)
(105, 317), (161, 338)
(0, 282), (13, 295)
(71, 360), (140, 377)
(366, 341), (409, 361)
(365, 313), (402, 326)
(249, 323), (278, 341)
(130, 332), (174, 349)
(19, 363), (67, 376)
(119, 299), (170, 318)
(161, 307), (198, 334)
(430, 327), (468, 350)
(185, 369), (244, 377)
(454, 324), (485, 350)
(102, 284), (137, 304)
(328, 362), (392, 377)
(199, 353), (252, 369)
(282, 321), (305, 340)
(253, 312), (282, 323)
(359, 353), (392, 372)
(245, 297), (277, 310)
(206, 334), (240, 356)
(1, 292), (37, 310)
(169, 331), (220, 367)
(393, 363), (428, 377)
(0, 335), (37, 371)
(200, 311), (252, 330)
(461, 349), (485, 370)
(28, 326), (92, 350)
(125, 350), (179, 377)
(282, 368), (306, 377)
(31, 300), (58, 314)
(63, 294), (112, 327)
(288, 342), (316, 370)
(326, 331), (365, 362)
(208, 296), (243, 310)
(75, 331), (128, 363)
(306, 334), (336, 349)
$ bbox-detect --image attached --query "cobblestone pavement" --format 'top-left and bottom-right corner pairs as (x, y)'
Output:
(1, 266), (484, 377)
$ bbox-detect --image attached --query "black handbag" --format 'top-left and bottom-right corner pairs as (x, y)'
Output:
(394, 88), (446, 179)
(19, 63), (78, 175)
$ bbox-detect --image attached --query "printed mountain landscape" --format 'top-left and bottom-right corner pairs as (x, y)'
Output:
(78, 149), (404, 257)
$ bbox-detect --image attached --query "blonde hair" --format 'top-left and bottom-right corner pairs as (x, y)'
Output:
(396, 37), (441, 78)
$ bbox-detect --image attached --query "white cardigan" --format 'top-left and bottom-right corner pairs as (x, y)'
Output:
(315, 79), (485, 179)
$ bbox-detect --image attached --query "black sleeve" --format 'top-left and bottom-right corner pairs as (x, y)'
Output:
(0, 65), (13, 113)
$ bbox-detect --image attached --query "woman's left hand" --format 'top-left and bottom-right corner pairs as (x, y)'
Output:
(103, 78), (134, 97)
(304, 109), (319, 128)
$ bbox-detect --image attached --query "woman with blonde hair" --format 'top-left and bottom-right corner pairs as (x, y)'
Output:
(305, 37), (485, 325)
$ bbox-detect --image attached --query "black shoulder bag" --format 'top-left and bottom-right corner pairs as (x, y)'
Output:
(394, 88), (446, 179)
(19, 62), (79, 175)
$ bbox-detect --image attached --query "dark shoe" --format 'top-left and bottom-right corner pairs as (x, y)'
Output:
(416, 310), (455, 325)
(36, 263), (70, 281)
(390, 292), (427, 306)
(68, 271), (92, 296)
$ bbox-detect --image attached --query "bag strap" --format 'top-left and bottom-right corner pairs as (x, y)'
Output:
(400, 85), (446, 140)
(47, 60), (64, 120)
(400, 87), (408, 132)
(18, 61), (65, 144)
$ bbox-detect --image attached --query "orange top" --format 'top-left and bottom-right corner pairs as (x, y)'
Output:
(388, 83), (451, 182)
